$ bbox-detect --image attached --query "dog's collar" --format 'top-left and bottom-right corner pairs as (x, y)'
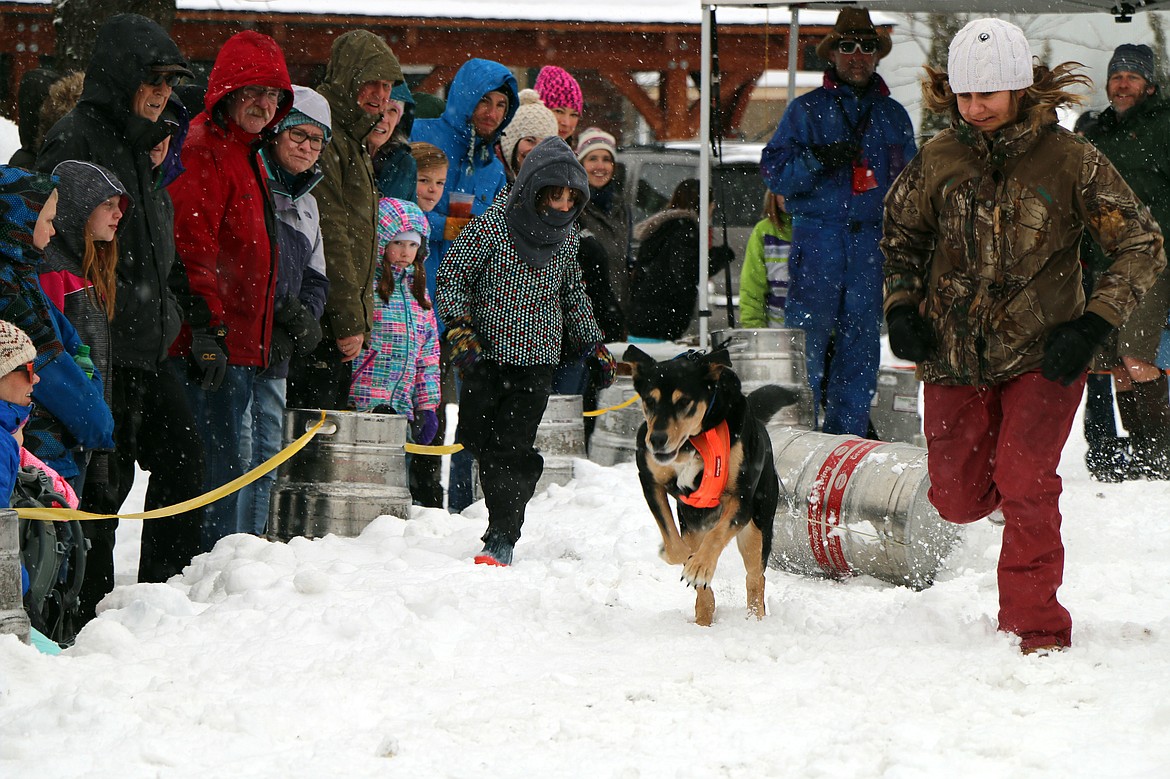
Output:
(679, 420), (730, 509)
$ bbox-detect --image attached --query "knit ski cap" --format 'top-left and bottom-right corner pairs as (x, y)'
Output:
(0, 320), (36, 378)
(575, 127), (617, 162)
(275, 85), (333, 142)
(501, 89), (559, 168)
(534, 66), (583, 114)
(376, 197), (430, 260)
(1109, 43), (1156, 84)
(947, 18), (1034, 95)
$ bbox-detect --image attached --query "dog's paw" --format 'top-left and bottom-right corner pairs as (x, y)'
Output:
(682, 554), (716, 590)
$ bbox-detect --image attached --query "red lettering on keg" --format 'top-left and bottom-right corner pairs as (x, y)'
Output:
(807, 438), (882, 576)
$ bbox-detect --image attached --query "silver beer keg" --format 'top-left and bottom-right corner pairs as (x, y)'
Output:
(767, 428), (960, 590)
(268, 410), (412, 541)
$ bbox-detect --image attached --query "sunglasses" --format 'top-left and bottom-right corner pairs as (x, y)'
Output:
(10, 361), (35, 381)
(285, 126), (328, 150)
(147, 72), (185, 88)
(836, 39), (879, 55)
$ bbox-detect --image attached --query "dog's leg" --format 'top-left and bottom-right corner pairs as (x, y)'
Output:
(683, 529), (717, 625)
(737, 521), (766, 620)
(682, 497), (744, 589)
(640, 477), (690, 565)
(694, 585), (716, 626)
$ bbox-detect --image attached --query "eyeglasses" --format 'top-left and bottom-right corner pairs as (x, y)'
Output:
(239, 86), (284, 103)
(147, 72), (185, 88)
(836, 39), (879, 55)
(10, 362), (35, 381)
(285, 127), (327, 150)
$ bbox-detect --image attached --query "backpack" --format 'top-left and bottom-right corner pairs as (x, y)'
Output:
(13, 466), (88, 647)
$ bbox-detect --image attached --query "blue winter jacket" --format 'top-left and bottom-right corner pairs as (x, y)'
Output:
(0, 401), (27, 507)
(0, 168), (114, 478)
(410, 59), (518, 305)
(760, 71), (916, 228)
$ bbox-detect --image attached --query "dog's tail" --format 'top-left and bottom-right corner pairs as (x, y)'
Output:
(747, 385), (800, 425)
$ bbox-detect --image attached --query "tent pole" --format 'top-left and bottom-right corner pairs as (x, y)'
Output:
(788, 5), (800, 105)
(699, 4), (712, 351)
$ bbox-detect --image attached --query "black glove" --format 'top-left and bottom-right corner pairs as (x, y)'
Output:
(811, 141), (861, 171)
(268, 327), (294, 368)
(709, 245), (735, 274)
(190, 327), (228, 391)
(276, 298), (323, 357)
(1042, 312), (1113, 386)
(886, 306), (934, 363)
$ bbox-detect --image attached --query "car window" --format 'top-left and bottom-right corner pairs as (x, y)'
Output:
(713, 165), (767, 228)
(630, 158), (765, 228)
(632, 161), (691, 224)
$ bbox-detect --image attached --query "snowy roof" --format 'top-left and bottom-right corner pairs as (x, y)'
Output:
(2, 0), (879, 26)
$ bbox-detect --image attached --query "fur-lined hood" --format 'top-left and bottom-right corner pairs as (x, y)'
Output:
(633, 207), (697, 243)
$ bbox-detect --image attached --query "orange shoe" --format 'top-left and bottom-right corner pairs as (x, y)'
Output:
(474, 554), (509, 567)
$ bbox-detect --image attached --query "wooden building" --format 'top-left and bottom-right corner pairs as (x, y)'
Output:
(0, 2), (872, 141)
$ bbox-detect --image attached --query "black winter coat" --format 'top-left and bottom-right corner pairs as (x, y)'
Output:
(36, 14), (186, 370)
(628, 210), (701, 341)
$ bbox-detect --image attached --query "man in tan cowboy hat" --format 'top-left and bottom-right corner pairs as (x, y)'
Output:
(760, 7), (914, 438)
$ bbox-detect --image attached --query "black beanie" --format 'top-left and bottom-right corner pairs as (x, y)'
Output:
(1109, 43), (1156, 84)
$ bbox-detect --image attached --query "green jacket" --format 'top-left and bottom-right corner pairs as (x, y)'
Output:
(1086, 93), (1170, 273)
(882, 114), (1165, 386)
(738, 215), (792, 328)
(314, 31), (403, 341)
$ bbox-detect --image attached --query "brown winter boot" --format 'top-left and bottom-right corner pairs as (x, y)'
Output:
(1118, 375), (1170, 480)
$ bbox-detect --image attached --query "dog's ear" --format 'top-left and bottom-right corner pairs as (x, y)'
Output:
(622, 345), (654, 377)
(708, 348), (732, 367)
(705, 348), (732, 379)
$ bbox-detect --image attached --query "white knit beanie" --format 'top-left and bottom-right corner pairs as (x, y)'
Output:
(0, 320), (36, 377)
(501, 89), (559, 168)
(575, 127), (617, 162)
(947, 18), (1034, 94)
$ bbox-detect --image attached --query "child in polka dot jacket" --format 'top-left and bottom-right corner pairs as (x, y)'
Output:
(436, 136), (616, 566)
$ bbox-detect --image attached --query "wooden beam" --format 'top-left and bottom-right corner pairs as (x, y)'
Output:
(602, 69), (664, 140)
(662, 67), (692, 140)
(414, 65), (460, 96)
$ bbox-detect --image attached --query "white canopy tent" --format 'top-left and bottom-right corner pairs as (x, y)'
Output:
(694, 0), (1167, 348)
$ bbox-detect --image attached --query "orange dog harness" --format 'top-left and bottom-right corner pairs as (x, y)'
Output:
(678, 420), (730, 509)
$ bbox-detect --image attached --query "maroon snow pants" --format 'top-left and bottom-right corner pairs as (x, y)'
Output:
(923, 372), (1085, 651)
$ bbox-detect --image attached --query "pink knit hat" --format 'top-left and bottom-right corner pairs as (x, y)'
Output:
(534, 66), (583, 114)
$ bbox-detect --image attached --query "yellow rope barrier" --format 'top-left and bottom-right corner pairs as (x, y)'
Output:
(16, 410), (329, 522)
(18, 393), (648, 521)
(583, 394), (639, 417)
(404, 442), (464, 455)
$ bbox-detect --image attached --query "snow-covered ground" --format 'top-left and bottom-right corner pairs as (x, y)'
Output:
(2, 398), (1170, 777)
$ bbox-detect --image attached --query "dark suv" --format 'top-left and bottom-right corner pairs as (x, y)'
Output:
(616, 142), (767, 331)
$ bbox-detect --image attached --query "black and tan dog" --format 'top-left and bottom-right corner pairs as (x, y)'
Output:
(624, 346), (797, 625)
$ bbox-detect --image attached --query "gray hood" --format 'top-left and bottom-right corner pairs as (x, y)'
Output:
(505, 136), (589, 268)
(49, 160), (130, 262)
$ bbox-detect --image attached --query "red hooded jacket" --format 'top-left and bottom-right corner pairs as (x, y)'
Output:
(169, 30), (292, 367)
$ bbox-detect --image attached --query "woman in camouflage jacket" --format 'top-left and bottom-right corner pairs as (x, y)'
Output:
(880, 19), (1165, 655)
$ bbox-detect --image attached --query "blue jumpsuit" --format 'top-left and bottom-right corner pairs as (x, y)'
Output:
(761, 70), (915, 435)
